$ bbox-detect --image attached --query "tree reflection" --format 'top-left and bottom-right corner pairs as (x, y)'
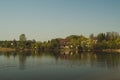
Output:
(93, 53), (120, 69)
(18, 54), (26, 70)
(18, 51), (31, 70)
(0, 51), (120, 69)
(59, 51), (120, 69)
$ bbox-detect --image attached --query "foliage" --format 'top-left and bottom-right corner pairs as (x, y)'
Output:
(0, 32), (120, 51)
(19, 34), (27, 41)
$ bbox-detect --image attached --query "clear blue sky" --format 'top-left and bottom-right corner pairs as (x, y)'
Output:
(0, 0), (120, 41)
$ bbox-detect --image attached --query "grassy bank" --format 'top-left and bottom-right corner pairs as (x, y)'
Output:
(0, 47), (120, 53)
(0, 48), (16, 51)
(102, 49), (120, 53)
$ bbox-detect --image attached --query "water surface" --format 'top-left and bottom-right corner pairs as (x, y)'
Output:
(0, 51), (120, 80)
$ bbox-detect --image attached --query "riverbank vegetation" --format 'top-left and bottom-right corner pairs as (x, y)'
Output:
(0, 32), (120, 52)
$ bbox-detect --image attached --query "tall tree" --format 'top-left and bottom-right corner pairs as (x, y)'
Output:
(19, 34), (27, 41)
(97, 33), (105, 42)
(89, 33), (94, 39)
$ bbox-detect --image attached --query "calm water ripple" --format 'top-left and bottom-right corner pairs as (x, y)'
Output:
(0, 51), (120, 80)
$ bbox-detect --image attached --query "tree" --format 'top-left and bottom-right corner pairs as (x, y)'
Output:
(106, 32), (119, 40)
(18, 34), (27, 49)
(89, 33), (94, 39)
(19, 34), (27, 41)
(97, 33), (105, 42)
(50, 39), (60, 49)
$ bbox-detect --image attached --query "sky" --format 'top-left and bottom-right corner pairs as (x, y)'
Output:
(0, 0), (120, 41)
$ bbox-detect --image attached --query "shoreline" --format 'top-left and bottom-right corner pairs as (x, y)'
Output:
(0, 48), (16, 52)
(102, 49), (120, 53)
(0, 47), (120, 53)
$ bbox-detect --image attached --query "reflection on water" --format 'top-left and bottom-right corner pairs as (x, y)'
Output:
(60, 52), (120, 69)
(0, 51), (120, 80)
(0, 51), (120, 70)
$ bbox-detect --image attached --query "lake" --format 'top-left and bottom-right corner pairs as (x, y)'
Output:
(0, 51), (120, 80)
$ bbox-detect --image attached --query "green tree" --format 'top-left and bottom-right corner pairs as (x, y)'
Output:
(18, 34), (27, 49)
(19, 34), (27, 41)
(106, 32), (119, 40)
(50, 39), (60, 49)
(97, 33), (106, 42)
(89, 33), (94, 39)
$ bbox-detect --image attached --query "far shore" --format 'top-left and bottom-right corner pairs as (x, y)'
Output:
(0, 48), (32, 52)
(0, 47), (120, 53)
(102, 49), (120, 53)
(0, 48), (16, 52)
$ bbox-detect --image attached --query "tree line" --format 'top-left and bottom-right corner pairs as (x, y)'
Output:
(0, 32), (120, 51)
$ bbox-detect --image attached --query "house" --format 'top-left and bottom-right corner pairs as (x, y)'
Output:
(60, 39), (70, 49)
